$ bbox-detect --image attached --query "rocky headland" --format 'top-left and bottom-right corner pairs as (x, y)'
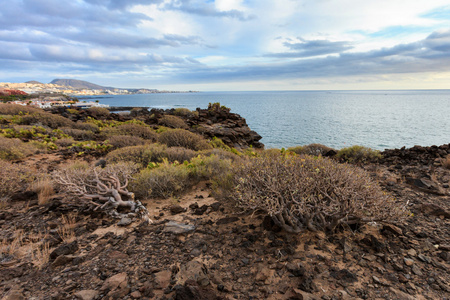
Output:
(0, 105), (448, 300)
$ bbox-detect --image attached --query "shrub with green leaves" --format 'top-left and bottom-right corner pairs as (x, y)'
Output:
(0, 136), (37, 160)
(106, 144), (167, 168)
(101, 123), (158, 141)
(130, 160), (190, 199)
(158, 129), (212, 151)
(164, 147), (197, 163)
(336, 145), (382, 163)
(173, 108), (198, 118)
(0, 159), (36, 200)
(158, 115), (188, 129)
(288, 143), (335, 156)
(107, 135), (147, 149)
(60, 127), (95, 141)
(86, 106), (109, 118)
(225, 154), (406, 233)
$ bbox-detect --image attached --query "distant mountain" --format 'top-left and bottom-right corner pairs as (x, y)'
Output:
(50, 79), (113, 90)
(26, 80), (43, 84)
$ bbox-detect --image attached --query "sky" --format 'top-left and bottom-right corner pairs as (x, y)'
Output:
(1, 0), (450, 91)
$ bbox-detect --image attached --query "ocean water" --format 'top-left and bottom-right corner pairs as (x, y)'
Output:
(86, 90), (450, 150)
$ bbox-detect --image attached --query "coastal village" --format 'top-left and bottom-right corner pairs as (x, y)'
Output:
(0, 79), (195, 109)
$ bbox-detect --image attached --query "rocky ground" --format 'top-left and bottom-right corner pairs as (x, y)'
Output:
(1, 146), (450, 300)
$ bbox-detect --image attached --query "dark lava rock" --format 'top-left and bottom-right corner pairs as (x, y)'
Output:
(215, 217), (239, 225)
(50, 241), (79, 260)
(173, 279), (226, 300)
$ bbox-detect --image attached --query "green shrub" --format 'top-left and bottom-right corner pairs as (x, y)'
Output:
(336, 145), (382, 163)
(224, 154), (406, 233)
(101, 123), (158, 141)
(106, 144), (167, 168)
(86, 106), (109, 118)
(164, 147), (197, 163)
(288, 143), (335, 156)
(158, 129), (212, 151)
(130, 161), (190, 199)
(158, 115), (188, 129)
(0, 136), (36, 160)
(199, 148), (241, 161)
(55, 137), (76, 148)
(107, 135), (146, 149)
(60, 127), (95, 141)
(69, 140), (111, 156)
(0, 159), (36, 200)
(0, 103), (42, 115)
(208, 102), (231, 113)
(188, 154), (234, 181)
(173, 108), (198, 118)
(74, 122), (100, 133)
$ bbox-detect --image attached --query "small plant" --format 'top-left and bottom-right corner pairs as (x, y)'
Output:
(101, 123), (158, 141)
(173, 108), (198, 118)
(31, 177), (55, 205)
(288, 143), (335, 157)
(208, 102), (231, 113)
(57, 213), (77, 243)
(86, 106), (110, 118)
(0, 160), (36, 200)
(107, 135), (147, 149)
(60, 127), (95, 141)
(106, 144), (167, 169)
(223, 154), (406, 233)
(336, 145), (382, 164)
(158, 129), (212, 151)
(0, 136), (37, 160)
(158, 115), (188, 129)
(130, 160), (190, 199)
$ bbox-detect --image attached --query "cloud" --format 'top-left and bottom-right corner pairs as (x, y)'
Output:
(169, 30), (450, 83)
(0, 0), (151, 30)
(162, 0), (256, 21)
(267, 38), (353, 58)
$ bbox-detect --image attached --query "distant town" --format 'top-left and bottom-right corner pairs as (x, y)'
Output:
(0, 79), (197, 109)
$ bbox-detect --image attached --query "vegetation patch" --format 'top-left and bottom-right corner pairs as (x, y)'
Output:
(158, 129), (212, 151)
(224, 154), (406, 233)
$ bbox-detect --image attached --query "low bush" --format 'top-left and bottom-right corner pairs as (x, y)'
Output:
(14, 111), (75, 129)
(101, 123), (158, 141)
(30, 177), (55, 205)
(188, 154), (234, 181)
(130, 160), (190, 199)
(288, 143), (336, 156)
(224, 154), (406, 233)
(0, 136), (37, 160)
(74, 122), (100, 133)
(0, 103), (42, 115)
(107, 135), (146, 149)
(173, 108), (198, 118)
(0, 159), (36, 200)
(199, 148), (241, 161)
(158, 129), (212, 151)
(86, 106), (109, 118)
(55, 137), (75, 148)
(158, 115), (188, 129)
(60, 127), (95, 141)
(164, 147), (197, 163)
(337, 145), (382, 164)
(106, 144), (167, 168)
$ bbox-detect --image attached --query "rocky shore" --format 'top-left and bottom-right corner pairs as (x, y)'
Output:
(0, 106), (449, 300)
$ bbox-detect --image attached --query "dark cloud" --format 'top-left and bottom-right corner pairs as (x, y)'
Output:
(84, 0), (163, 10)
(171, 30), (450, 83)
(0, 0), (151, 30)
(162, 0), (256, 21)
(267, 38), (353, 58)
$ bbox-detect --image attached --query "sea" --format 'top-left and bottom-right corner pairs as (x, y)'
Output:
(83, 90), (450, 151)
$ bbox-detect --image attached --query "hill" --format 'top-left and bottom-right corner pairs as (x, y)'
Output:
(25, 80), (43, 84)
(50, 79), (112, 90)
